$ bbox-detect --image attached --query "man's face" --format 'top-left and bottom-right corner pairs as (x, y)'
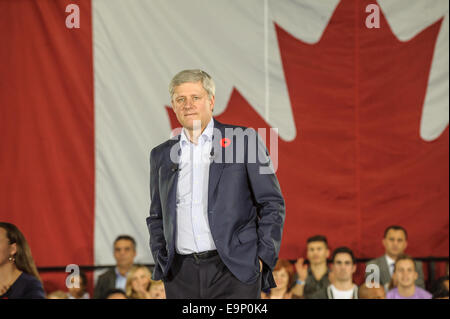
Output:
(332, 253), (356, 283)
(383, 229), (407, 258)
(172, 81), (214, 132)
(113, 239), (136, 268)
(306, 241), (329, 265)
(394, 259), (418, 289)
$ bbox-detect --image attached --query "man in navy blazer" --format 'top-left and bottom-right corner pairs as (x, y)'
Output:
(146, 69), (285, 298)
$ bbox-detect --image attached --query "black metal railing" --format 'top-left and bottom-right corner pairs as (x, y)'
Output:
(37, 256), (448, 287)
(37, 256), (448, 272)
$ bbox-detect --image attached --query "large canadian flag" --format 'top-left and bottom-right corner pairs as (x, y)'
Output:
(0, 0), (448, 292)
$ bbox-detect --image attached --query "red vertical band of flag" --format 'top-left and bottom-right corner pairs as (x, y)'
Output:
(0, 0), (94, 292)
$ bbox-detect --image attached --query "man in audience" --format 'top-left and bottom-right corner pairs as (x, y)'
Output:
(94, 235), (137, 299)
(358, 283), (386, 299)
(291, 235), (331, 298)
(386, 254), (431, 299)
(308, 247), (358, 299)
(366, 225), (425, 291)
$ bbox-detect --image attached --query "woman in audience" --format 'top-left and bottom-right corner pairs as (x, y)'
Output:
(0, 222), (45, 299)
(261, 259), (301, 299)
(125, 265), (153, 299)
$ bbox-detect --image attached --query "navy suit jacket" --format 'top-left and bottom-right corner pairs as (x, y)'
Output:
(146, 118), (285, 290)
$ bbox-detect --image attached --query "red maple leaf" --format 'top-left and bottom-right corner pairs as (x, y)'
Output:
(166, 0), (449, 263)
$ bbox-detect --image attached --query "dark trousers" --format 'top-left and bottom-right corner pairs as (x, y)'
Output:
(163, 251), (261, 299)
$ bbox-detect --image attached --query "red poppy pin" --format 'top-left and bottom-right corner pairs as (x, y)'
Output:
(220, 137), (231, 148)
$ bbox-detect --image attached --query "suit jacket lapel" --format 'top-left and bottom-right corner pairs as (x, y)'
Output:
(162, 138), (181, 222)
(208, 118), (226, 211)
(379, 256), (391, 283)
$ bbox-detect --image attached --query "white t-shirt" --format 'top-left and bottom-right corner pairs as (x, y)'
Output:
(329, 285), (357, 299)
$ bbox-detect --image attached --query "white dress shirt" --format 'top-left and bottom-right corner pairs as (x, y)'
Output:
(114, 267), (128, 290)
(385, 255), (395, 277)
(175, 118), (217, 254)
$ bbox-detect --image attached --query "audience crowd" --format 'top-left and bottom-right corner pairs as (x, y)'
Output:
(0, 222), (448, 299)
